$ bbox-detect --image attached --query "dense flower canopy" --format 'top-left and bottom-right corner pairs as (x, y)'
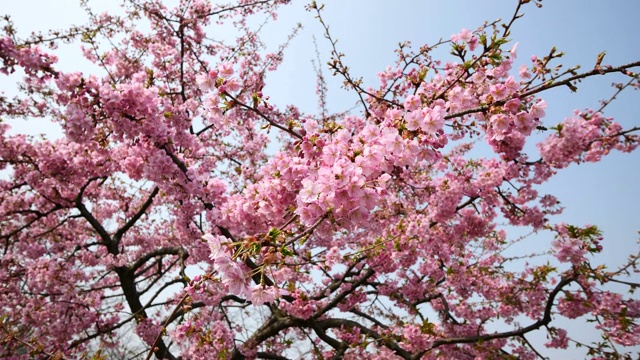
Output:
(1, 0), (639, 359)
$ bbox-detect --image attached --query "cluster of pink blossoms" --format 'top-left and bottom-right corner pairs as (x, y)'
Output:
(538, 110), (637, 168)
(450, 28), (478, 51)
(196, 62), (241, 95)
(203, 234), (288, 304)
(2, 1), (640, 358)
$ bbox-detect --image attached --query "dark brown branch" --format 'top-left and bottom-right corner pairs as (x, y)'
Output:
(309, 320), (348, 357)
(130, 246), (187, 273)
(231, 315), (298, 360)
(114, 186), (159, 244)
(161, 145), (190, 176)
(75, 177), (114, 251)
(256, 352), (291, 360)
(428, 275), (575, 349)
(521, 61), (640, 98)
(0, 204), (63, 241)
(206, 0), (272, 17)
(314, 268), (375, 318)
(223, 91), (302, 139)
(314, 318), (413, 359)
(445, 61), (640, 120)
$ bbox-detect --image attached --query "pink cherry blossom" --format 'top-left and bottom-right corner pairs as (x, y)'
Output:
(0, 1), (638, 359)
(217, 62), (234, 78)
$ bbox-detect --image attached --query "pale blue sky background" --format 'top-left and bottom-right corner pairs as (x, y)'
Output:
(3, 1), (640, 357)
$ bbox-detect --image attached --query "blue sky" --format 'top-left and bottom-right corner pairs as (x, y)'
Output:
(3, 0), (640, 357)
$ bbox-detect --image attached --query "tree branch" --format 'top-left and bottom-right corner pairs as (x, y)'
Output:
(114, 186), (159, 244)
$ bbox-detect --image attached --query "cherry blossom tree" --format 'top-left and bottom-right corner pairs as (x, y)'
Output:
(1, 0), (639, 359)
